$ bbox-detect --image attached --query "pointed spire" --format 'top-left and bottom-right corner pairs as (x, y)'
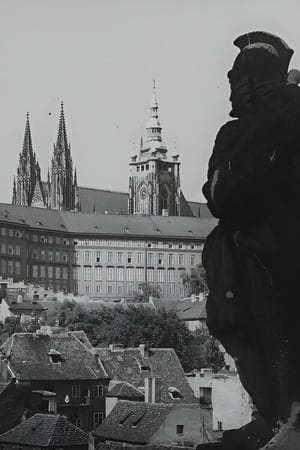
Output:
(74, 167), (77, 186)
(22, 112), (34, 158)
(56, 101), (69, 150)
(146, 81), (162, 143)
(12, 176), (16, 204)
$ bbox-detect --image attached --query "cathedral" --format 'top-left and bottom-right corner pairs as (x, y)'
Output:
(12, 87), (208, 218)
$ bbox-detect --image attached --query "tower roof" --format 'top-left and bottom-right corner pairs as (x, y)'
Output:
(56, 101), (69, 150)
(22, 112), (34, 159)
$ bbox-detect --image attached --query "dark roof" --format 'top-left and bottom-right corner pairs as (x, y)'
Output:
(77, 187), (128, 214)
(151, 296), (207, 321)
(7, 300), (46, 312)
(188, 201), (212, 218)
(95, 346), (196, 404)
(0, 203), (217, 239)
(1, 330), (108, 381)
(0, 413), (88, 447)
(107, 381), (144, 398)
(93, 400), (173, 444)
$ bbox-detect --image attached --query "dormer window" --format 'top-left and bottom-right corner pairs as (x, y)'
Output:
(48, 349), (63, 364)
(119, 411), (132, 425)
(132, 412), (145, 427)
(168, 386), (184, 400)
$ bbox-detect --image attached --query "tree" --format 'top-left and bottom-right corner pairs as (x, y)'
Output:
(132, 283), (162, 303)
(181, 264), (208, 296)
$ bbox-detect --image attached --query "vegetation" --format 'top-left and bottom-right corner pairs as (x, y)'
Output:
(132, 282), (162, 303)
(181, 264), (208, 296)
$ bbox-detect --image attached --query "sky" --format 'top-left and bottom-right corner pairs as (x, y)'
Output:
(1, 0), (300, 204)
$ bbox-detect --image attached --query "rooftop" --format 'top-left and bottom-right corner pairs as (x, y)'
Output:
(0, 329), (108, 381)
(151, 296), (207, 321)
(0, 413), (88, 447)
(93, 400), (173, 444)
(95, 345), (196, 404)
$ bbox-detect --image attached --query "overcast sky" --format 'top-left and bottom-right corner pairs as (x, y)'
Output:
(1, 0), (300, 204)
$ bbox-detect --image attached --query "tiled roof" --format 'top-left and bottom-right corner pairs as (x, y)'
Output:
(0, 203), (217, 239)
(7, 300), (46, 312)
(0, 330), (108, 381)
(151, 297), (207, 321)
(107, 381), (144, 398)
(77, 187), (128, 215)
(95, 346), (196, 404)
(0, 413), (88, 446)
(93, 400), (173, 443)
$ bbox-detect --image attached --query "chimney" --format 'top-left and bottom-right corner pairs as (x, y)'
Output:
(144, 377), (162, 403)
(139, 344), (149, 358)
(191, 294), (197, 303)
(162, 209), (169, 217)
(17, 295), (23, 303)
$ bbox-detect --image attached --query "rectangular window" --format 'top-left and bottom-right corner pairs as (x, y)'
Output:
(85, 284), (91, 294)
(7, 260), (14, 275)
(107, 284), (113, 294)
(55, 267), (61, 280)
(179, 286), (185, 297)
(127, 252), (132, 264)
(93, 412), (103, 428)
(15, 261), (21, 276)
(15, 245), (21, 256)
(72, 385), (80, 397)
(147, 253), (153, 265)
(84, 267), (91, 281)
(147, 268), (154, 282)
(0, 243), (6, 254)
(32, 234), (38, 242)
(178, 254), (184, 265)
(107, 251), (113, 264)
(40, 235), (47, 243)
(8, 229), (13, 238)
(136, 267), (144, 282)
(84, 251), (91, 264)
(62, 252), (68, 262)
(107, 267), (114, 281)
(1, 227), (6, 236)
(33, 264), (39, 278)
(168, 269), (175, 283)
(95, 267), (102, 281)
(55, 236), (61, 245)
(177, 425), (184, 435)
(1, 259), (6, 273)
(168, 284), (176, 295)
(168, 254), (174, 265)
(158, 253), (163, 265)
(48, 266), (54, 279)
(94, 385), (103, 397)
(126, 267), (134, 282)
(137, 252), (143, 265)
(55, 251), (60, 262)
(117, 267), (124, 281)
(48, 250), (53, 261)
(72, 266), (78, 281)
(40, 249), (46, 260)
(191, 254), (196, 267)
(117, 284), (123, 294)
(48, 236), (53, 244)
(157, 269), (164, 283)
(95, 251), (101, 263)
(40, 265), (46, 278)
(117, 252), (123, 264)
(96, 283), (102, 293)
(62, 267), (68, 280)
(8, 245), (13, 256)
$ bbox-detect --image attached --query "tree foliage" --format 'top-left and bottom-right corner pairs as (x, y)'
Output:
(132, 283), (162, 303)
(181, 264), (208, 296)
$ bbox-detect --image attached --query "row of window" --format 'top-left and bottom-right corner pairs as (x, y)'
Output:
(78, 239), (200, 250)
(1, 227), (23, 238)
(71, 384), (103, 397)
(31, 234), (70, 245)
(32, 249), (69, 263)
(81, 250), (197, 267)
(0, 259), (21, 275)
(72, 411), (103, 429)
(32, 265), (69, 280)
(1, 243), (21, 256)
(81, 266), (185, 283)
(82, 282), (185, 296)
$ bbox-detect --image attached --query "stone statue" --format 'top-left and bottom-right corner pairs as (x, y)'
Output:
(202, 31), (300, 449)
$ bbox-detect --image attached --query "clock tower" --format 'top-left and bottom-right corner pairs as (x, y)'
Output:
(129, 83), (181, 216)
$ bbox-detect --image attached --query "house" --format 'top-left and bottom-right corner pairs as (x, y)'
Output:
(0, 297), (47, 324)
(95, 344), (197, 410)
(0, 327), (110, 431)
(93, 400), (213, 447)
(0, 413), (88, 449)
(150, 294), (207, 331)
(186, 369), (253, 435)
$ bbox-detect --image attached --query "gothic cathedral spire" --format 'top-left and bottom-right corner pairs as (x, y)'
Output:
(50, 102), (77, 210)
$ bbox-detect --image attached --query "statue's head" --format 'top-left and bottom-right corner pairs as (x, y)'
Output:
(228, 31), (294, 117)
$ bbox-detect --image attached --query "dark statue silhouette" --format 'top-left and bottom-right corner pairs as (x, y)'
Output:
(202, 31), (300, 449)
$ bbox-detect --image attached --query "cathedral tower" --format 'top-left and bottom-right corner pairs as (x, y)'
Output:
(128, 83), (181, 216)
(50, 102), (77, 210)
(12, 113), (43, 207)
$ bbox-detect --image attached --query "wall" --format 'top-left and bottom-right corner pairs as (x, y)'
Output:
(150, 404), (212, 446)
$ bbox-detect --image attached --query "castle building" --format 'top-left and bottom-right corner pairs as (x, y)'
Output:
(11, 88), (210, 218)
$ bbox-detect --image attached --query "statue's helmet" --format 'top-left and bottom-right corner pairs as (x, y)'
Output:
(228, 31), (294, 116)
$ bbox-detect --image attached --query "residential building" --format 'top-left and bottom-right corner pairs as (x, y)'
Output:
(0, 203), (216, 298)
(11, 91), (211, 219)
(0, 327), (110, 432)
(0, 297), (47, 324)
(93, 400), (212, 447)
(0, 413), (88, 450)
